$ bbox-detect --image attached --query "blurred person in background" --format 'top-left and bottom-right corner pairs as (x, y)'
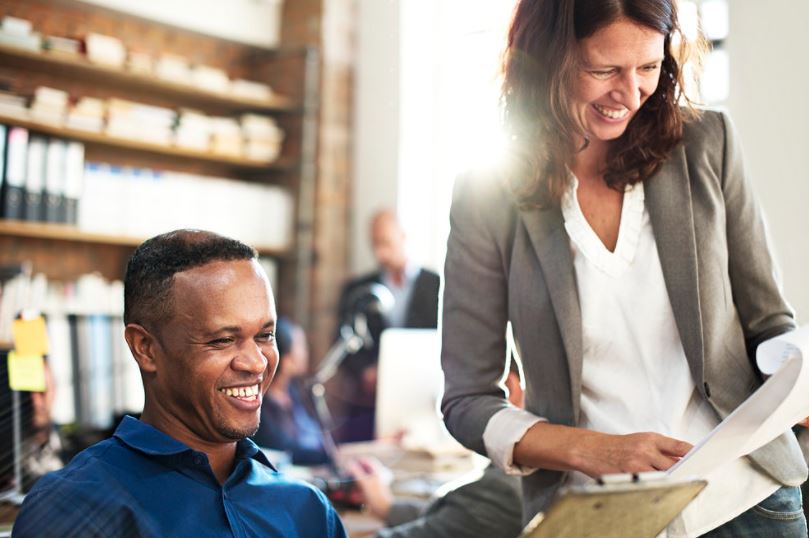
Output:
(333, 209), (440, 442)
(253, 317), (330, 466)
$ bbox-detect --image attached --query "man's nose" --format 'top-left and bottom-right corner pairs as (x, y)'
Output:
(233, 341), (269, 374)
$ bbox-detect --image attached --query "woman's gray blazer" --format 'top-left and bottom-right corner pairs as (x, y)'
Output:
(440, 110), (808, 522)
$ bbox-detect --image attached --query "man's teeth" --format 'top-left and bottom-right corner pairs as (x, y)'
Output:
(593, 104), (629, 119)
(219, 385), (259, 400)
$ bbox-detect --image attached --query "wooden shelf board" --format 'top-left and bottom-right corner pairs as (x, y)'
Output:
(0, 112), (295, 171)
(0, 220), (289, 257)
(0, 43), (299, 113)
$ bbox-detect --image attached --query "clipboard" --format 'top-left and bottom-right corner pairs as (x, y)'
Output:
(519, 474), (707, 538)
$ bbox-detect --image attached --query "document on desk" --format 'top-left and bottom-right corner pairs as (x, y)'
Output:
(668, 325), (809, 479)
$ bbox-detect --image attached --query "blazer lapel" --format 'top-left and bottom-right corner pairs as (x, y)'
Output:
(519, 206), (584, 421)
(646, 150), (705, 382)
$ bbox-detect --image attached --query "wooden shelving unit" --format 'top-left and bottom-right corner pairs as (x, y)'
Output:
(0, 111), (296, 171)
(0, 0), (320, 321)
(0, 220), (290, 258)
(0, 43), (299, 113)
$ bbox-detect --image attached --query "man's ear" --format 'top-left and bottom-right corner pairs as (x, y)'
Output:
(124, 323), (159, 374)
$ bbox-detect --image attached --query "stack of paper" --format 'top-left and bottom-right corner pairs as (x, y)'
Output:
(241, 113), (284, 162)
(106, 98), (176, 146)
(0, 16), (42, 51)
(66, 97), (105, 132)
(231, 79), (274, 102)
(174, 109), (213, 151)
(210, 116), (243, 157)
(30, 86), (69, 125)
(155, 53), (192, 84)
(669, 326), (809, 479)
(127, 50), (153, 75)
(0, 91), (28, 119)
(191, 65), (230, 94)
(85, 33), (126, 68)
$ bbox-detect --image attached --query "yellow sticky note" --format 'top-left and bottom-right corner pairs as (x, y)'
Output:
(7, 352), (47, 392)
(11, 316), (49, 356)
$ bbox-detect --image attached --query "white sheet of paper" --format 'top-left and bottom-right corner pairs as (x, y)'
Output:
(668, 325), (809, 479)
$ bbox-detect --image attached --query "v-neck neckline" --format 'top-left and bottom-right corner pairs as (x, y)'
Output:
(561, 175), (645, 278)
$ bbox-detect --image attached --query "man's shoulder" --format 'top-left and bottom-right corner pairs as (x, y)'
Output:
(415, 267), (440, 285)
(13, 439), (135, 536)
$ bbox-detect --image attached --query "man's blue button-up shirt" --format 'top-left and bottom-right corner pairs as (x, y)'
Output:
(12, 416), (347, 538)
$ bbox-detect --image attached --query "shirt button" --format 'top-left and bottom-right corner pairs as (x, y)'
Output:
(192, 454), (204, 465)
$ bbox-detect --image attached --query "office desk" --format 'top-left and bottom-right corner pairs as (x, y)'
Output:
(333, 440), (486, 538)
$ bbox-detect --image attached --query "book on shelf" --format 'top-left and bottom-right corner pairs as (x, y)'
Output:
(44, 139), (67, 223)
(0, 124), (5, 200)
(2, 126), (28, 220)
(64, 141), (85, 225)
(23, 135), (47, 221)
(43, 35), (82, 56)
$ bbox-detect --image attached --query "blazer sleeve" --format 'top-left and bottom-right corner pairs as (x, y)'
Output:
(441, 173), (514, 456)
(718, 111), (797, 360)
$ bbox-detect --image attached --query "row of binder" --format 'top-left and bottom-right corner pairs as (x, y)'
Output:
(47, 312), (143, 428)
(0, 125), (85, 224)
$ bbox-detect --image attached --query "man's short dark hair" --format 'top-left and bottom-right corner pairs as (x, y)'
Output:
(124, 229), (257, 328)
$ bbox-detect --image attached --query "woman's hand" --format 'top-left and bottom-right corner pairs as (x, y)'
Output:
(513, 422), (693, 478)
(345, 457), (395, 520)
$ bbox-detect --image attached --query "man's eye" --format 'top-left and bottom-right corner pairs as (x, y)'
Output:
(641, 64), (660, 72)
(208, 337), (234, 346)
(256, 332), (275, 343)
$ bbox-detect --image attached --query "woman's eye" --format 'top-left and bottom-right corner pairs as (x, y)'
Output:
(590, 69), (615, 79)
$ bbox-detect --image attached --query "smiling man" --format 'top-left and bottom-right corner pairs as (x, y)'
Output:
(12, 230), (346, 538)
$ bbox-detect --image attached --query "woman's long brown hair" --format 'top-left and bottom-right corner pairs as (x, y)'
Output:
(501, 0), (706, 206)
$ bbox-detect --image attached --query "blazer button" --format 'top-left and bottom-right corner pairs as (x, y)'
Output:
(703, 382), (711, 398)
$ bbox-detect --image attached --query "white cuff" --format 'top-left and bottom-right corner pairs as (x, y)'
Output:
(483, 407), (546, 476)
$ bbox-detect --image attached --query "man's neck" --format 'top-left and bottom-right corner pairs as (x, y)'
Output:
(140, 405), (237, 485)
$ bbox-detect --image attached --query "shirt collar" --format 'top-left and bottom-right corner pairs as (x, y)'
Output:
(113, 415), (274, 469)
(382, 262), (419, 287)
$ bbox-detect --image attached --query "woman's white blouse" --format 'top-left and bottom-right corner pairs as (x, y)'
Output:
(482, 177), (779, 537)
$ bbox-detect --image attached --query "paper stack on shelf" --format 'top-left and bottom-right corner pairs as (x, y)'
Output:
(0, 90), (29, 119)
(29, 86), (69, 125)
(174, 109), (213, 151)
(210, 116), (243, 157)
(0, 16), (42, 51)
(191, 65), (230, 94)
(66, 96), (106, 133)
(155, 53), (192, 85)
(241, 113), (284, 162)
(231, 79), (274, 102)
(127, 50), (153, 75)
(85, 32), (126, 68)
(44, 35), (82, 57)
(106, 98), (176, 146)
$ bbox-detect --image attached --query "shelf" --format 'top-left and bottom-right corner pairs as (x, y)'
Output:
(0, 43), (299, 113)
(0, 220), (290, 257)
(0, 111), (296, 172)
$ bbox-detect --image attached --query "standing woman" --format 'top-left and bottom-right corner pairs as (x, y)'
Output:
(440, 0), (808, 536)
